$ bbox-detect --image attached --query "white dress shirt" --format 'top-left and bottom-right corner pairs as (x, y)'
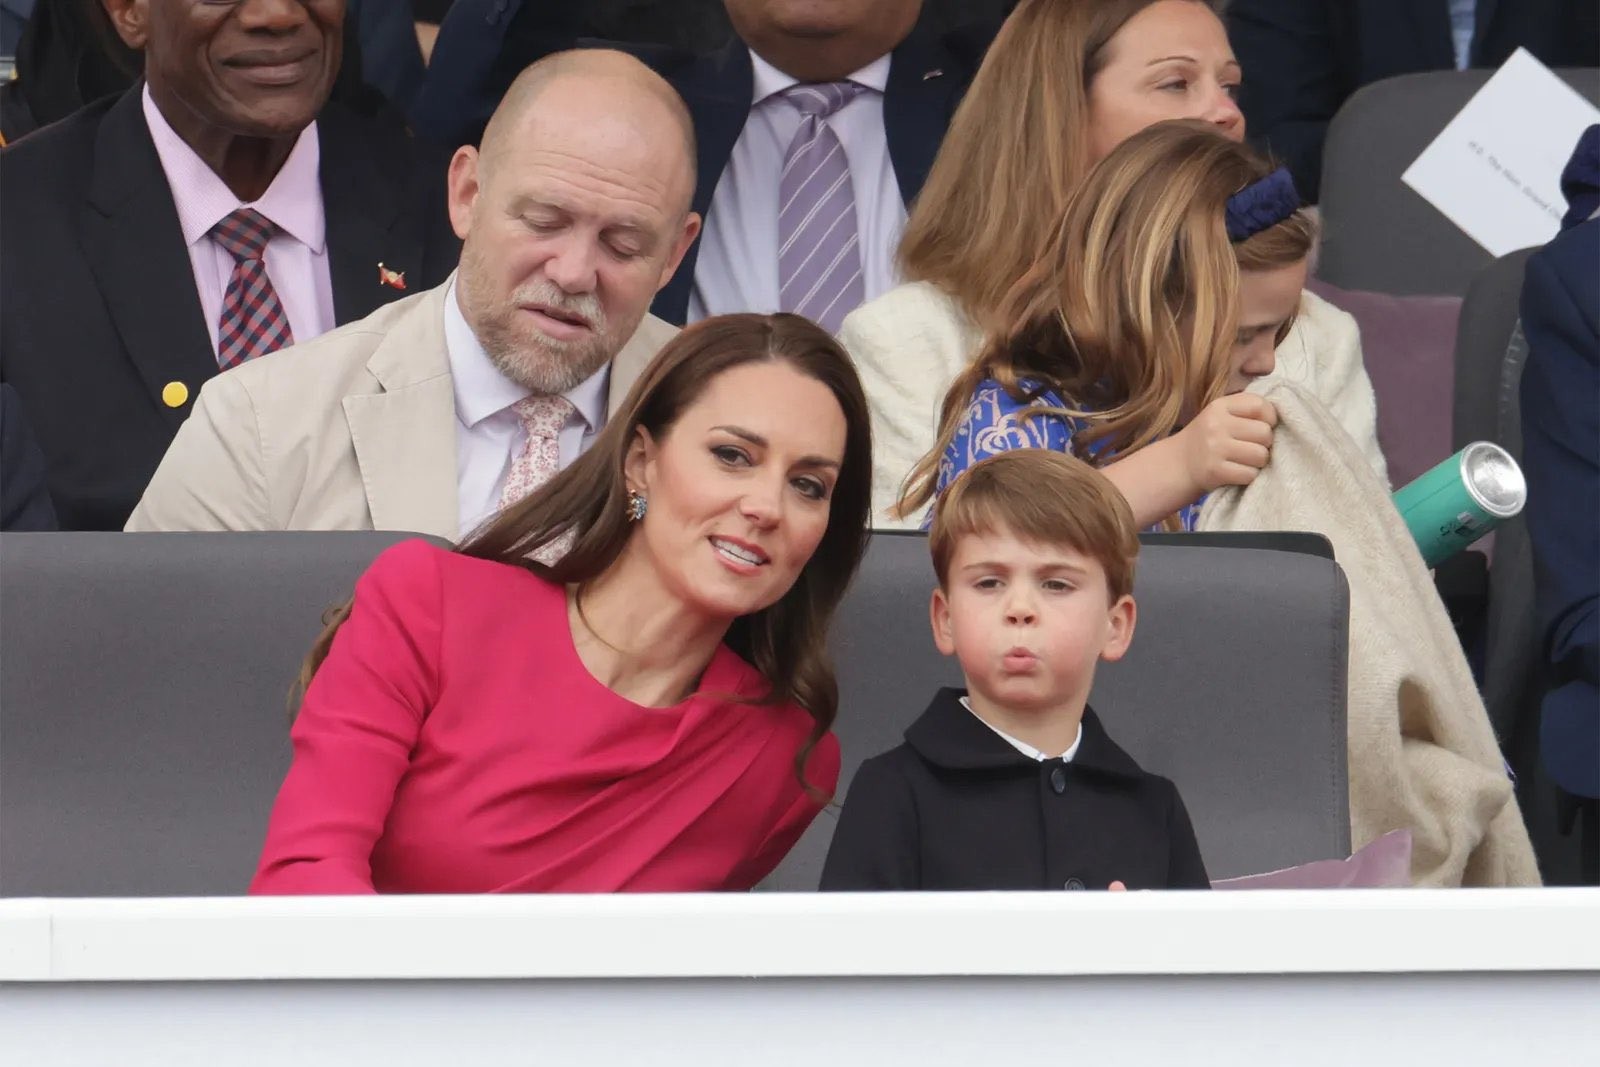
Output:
(958, 696), (1084, 762)
(444, 282), (610, 537)
(687, 49), (907, 325)
(141, 85), (336, 357)
(1447, 0), (1477, 70)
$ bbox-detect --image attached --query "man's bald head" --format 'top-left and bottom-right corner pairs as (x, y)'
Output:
(478, 49), (698, 221)
(445, 48), (702, 401)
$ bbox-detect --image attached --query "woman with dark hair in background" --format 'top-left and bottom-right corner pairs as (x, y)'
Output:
(252, 313), (872, 894)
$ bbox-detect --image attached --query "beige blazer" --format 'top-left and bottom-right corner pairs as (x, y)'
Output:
(125, 279), (677, 541)
(1199, 380), (1538, 887)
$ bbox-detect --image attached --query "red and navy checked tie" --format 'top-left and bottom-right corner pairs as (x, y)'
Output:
(210, 208), (294, 370)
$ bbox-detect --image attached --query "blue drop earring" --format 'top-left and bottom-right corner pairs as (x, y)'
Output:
(626, 490), (648, 522)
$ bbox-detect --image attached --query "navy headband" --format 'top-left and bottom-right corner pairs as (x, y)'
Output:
(1225, 167), (1300, 242)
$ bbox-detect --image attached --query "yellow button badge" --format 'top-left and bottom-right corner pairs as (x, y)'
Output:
(161, 381), (189, 408)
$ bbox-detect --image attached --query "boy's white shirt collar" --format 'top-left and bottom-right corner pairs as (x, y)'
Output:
(958, 696), (1083, 763)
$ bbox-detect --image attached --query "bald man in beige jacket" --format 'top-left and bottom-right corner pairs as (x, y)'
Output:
(128, 50), (698, 542)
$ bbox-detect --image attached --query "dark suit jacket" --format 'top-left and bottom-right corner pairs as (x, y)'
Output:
(411, 0), (992, 323)
(0, 383), (58, 531)
(347, 0), (429, 117)
(0, 86), (459, 530)
(1520, 216), (1599, 799)
(1228, 0), (1600, 200)
(819, 689), (1210, 891)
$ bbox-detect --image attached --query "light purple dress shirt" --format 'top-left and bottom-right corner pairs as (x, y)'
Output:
(141, 86), (337, 359)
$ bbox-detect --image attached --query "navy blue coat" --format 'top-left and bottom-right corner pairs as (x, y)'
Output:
(1520, 216), (1600, 799)
(410, 1), (992, 324)
(1227, 0), (1600, 200)
(0, 382), (57, 531)
(819, 689), (1210, 892)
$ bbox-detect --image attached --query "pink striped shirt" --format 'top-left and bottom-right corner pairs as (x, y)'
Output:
(141, 86), (336, 359)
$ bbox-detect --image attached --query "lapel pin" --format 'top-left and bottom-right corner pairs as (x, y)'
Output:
(161, 381), (190, 408)
(377, 262), (407, 290)
(922, 68), (944, 81)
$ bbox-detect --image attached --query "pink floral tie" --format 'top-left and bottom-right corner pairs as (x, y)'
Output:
(499, 394), (575, 511)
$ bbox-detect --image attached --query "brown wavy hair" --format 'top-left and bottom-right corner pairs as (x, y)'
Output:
(929, 450), (1141, 601)
(296, 314), (873, 794)
(897, 120), (1316, 522)
(898, 0), (1225, 332)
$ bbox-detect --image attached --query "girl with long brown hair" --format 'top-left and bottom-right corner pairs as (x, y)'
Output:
(844, 0), (1387, 525)
(898, 121), (1313, 530)
(251, 313), (872, 894)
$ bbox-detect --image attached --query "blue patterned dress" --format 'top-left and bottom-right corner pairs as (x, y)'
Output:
(932, 378), (1203, 531)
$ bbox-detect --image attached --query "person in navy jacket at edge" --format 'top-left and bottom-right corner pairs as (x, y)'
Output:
(1520, 126), (1600, 879)
(821, 449), (1209, 892)
(409, 0), (996, 327)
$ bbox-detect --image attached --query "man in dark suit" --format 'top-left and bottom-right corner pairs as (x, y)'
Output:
(0, 0), (458, 530)
(1227, 0), (1600, 201)
(1520, 130), (1599, 877)
(0, 384), (58, 531)
(411, 0), (993, 328)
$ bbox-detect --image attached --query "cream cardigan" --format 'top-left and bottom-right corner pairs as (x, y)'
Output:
(1199, 380), (1539, 887)
(841, 281), (1390, 528)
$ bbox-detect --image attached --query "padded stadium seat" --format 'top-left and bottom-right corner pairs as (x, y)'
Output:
(1308, 278), (1463, 488)
(1454, 249), (1538, 737)
(1318, 68), (1599, 296)
(0, 531), (446, 897)
(4, 531), (1350, 896)
(761, 532), (1352, 889)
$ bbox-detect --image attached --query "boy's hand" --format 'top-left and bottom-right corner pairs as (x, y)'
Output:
(1108, 881), (1127, 891)
(1175, 393), (1278, 494)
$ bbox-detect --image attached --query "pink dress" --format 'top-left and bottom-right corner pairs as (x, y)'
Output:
(251, 540), (839, 893)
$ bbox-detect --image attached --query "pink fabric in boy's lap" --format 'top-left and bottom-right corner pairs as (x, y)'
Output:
(1212, 830), (1413, 889)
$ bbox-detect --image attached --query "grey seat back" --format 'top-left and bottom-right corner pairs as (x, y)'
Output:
(762, 533), (1351, 888)
(1451, 249), (1536, 739)
(0, 531), (445, 897)
(1318, 68), (1599, 295)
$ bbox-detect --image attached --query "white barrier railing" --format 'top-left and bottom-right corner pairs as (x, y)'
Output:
(2, 889), (1597, 1065)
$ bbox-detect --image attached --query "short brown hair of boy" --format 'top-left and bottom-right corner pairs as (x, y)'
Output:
(928, 450), (1139, 601)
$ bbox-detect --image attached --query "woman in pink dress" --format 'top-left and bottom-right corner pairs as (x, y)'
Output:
(252, 313), (871, 893)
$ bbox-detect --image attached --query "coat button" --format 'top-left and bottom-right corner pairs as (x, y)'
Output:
(1049, 766), (1067, 794)
(1063, 877), (1085, 890)
(161, 381), (189, 408)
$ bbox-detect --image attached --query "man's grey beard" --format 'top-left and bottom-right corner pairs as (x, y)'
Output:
(461, 269), (617, 395)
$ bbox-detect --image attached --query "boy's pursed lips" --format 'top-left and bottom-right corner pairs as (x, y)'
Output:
(1001, 646), (1039, 672)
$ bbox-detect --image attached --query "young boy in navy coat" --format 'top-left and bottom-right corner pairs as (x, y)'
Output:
(821, 450), (1209, 891)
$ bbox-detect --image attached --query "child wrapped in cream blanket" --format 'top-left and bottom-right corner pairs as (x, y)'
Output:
(1199, 380), (1540, 886)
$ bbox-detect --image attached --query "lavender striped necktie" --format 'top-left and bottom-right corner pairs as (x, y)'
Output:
(778, 81), (867, 334)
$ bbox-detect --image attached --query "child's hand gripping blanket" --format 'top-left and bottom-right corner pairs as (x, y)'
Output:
(1198, 379), (1540, 887)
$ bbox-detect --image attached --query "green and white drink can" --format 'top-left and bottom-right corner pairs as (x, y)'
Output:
(1392, 441), (1526, 568)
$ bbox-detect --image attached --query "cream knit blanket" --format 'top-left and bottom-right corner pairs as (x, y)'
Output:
(1199, 380), (1540, 886)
